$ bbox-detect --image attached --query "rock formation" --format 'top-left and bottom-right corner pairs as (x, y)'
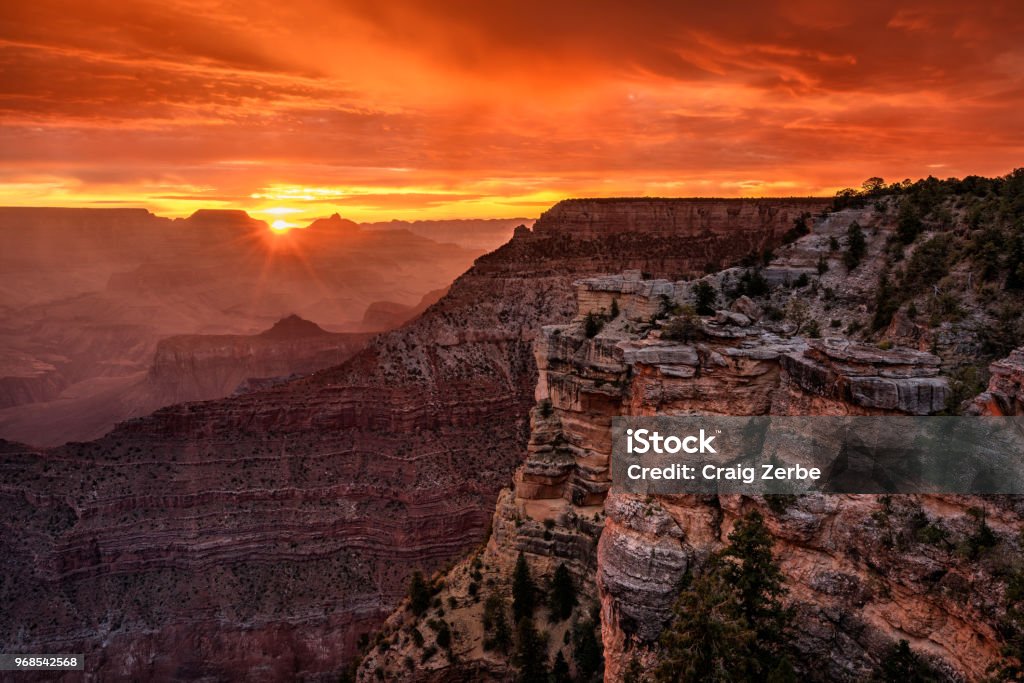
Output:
(0, 198), (828, 680)
(358, 192), (1024, 682)
(142, 314), (371, 406)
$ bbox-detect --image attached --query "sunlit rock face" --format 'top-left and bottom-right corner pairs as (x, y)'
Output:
(0, 198), (828, 680)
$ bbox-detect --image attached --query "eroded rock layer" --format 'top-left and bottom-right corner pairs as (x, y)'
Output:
(525, 274), (1019, 681)
(0, 198), (828, 680)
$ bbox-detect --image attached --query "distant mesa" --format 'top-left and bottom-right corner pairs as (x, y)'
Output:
(181, 208), (268, 232)
(306, 213), (361, 232)
(258, 314), (331, 340)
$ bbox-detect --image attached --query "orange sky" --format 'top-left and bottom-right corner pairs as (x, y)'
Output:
(1, 0), (1023, 223)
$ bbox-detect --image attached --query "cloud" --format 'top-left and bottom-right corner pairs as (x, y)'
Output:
(0, 0), (1022, 220)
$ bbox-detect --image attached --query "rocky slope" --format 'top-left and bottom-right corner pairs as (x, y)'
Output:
(0, 198), (827, 680)
(358, 186), (1024, 682)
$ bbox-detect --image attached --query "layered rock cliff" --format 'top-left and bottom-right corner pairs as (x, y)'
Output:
(0, 198), (828, 680)
(358, 190), (1024, 682)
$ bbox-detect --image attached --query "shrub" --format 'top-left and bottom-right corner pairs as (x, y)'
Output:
(408, 571), (430, 616)
(584, 312), (604, 338)
(693, 281), (718, 315)
(844, 221), (867, 270)
(781, 214), (810, 244)
(734, 269), (770, 298)
(874, 639), (940, 682)
(662, 307), (701, 343)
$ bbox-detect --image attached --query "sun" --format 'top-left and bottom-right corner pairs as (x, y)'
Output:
(270, 219), (296, 232)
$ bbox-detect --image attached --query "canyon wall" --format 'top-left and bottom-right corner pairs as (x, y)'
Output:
(0, 198), (829, 680)
(531, 274), (1010, 681)
(357, 201), (1023, 682)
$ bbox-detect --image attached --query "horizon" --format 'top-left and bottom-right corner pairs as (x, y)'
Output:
(0, 193), (842, 228)
(3, 1), (1023, 224)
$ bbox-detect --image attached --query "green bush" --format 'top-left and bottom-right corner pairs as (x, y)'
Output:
(584, 312), (604, 338)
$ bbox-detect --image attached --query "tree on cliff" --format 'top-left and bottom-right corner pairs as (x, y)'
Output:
(513, 617), (549, 683)
(584, 311), (605, 338)
(549, 562), (577, 621)
(408, 570), (431, 616)
(719, 511), (792, 648)
(655, 566), (758, 682)
(693, 281), (718, 316)
(512, 553), (536, 622)
(655, 510), (794, 682)
(572, 614), (604, 682)
(844, 221), (867, 270)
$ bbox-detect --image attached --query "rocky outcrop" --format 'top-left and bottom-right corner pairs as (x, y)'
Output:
(354, 190), (1024, 682)
(779, 338), (948, 415)
(0, 198), (830, 680)
(143, 315), (371, 405)
(515, 274), (1016, 682)
(968, 349), (1024, 415)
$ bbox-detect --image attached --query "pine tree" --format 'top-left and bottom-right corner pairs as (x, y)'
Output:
(844, 221), (867, 270)
(655, 567), (759, 682)
(572, 617), (603, 682)
(719, 511), (792, 646)
(408, 570), (430, 616)
(655, 510), (794, 682)
(513, 618), (548, 683)
(693, 281), (718, 316)
(482, 593), (512, 653)
(512, 553), (536, 623)
(549, 563), (577, 621)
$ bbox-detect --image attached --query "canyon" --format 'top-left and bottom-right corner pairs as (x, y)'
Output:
(356, 189), (1024, 682)
(0, 198), (827, 680)
(0, 208), (487, 446)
